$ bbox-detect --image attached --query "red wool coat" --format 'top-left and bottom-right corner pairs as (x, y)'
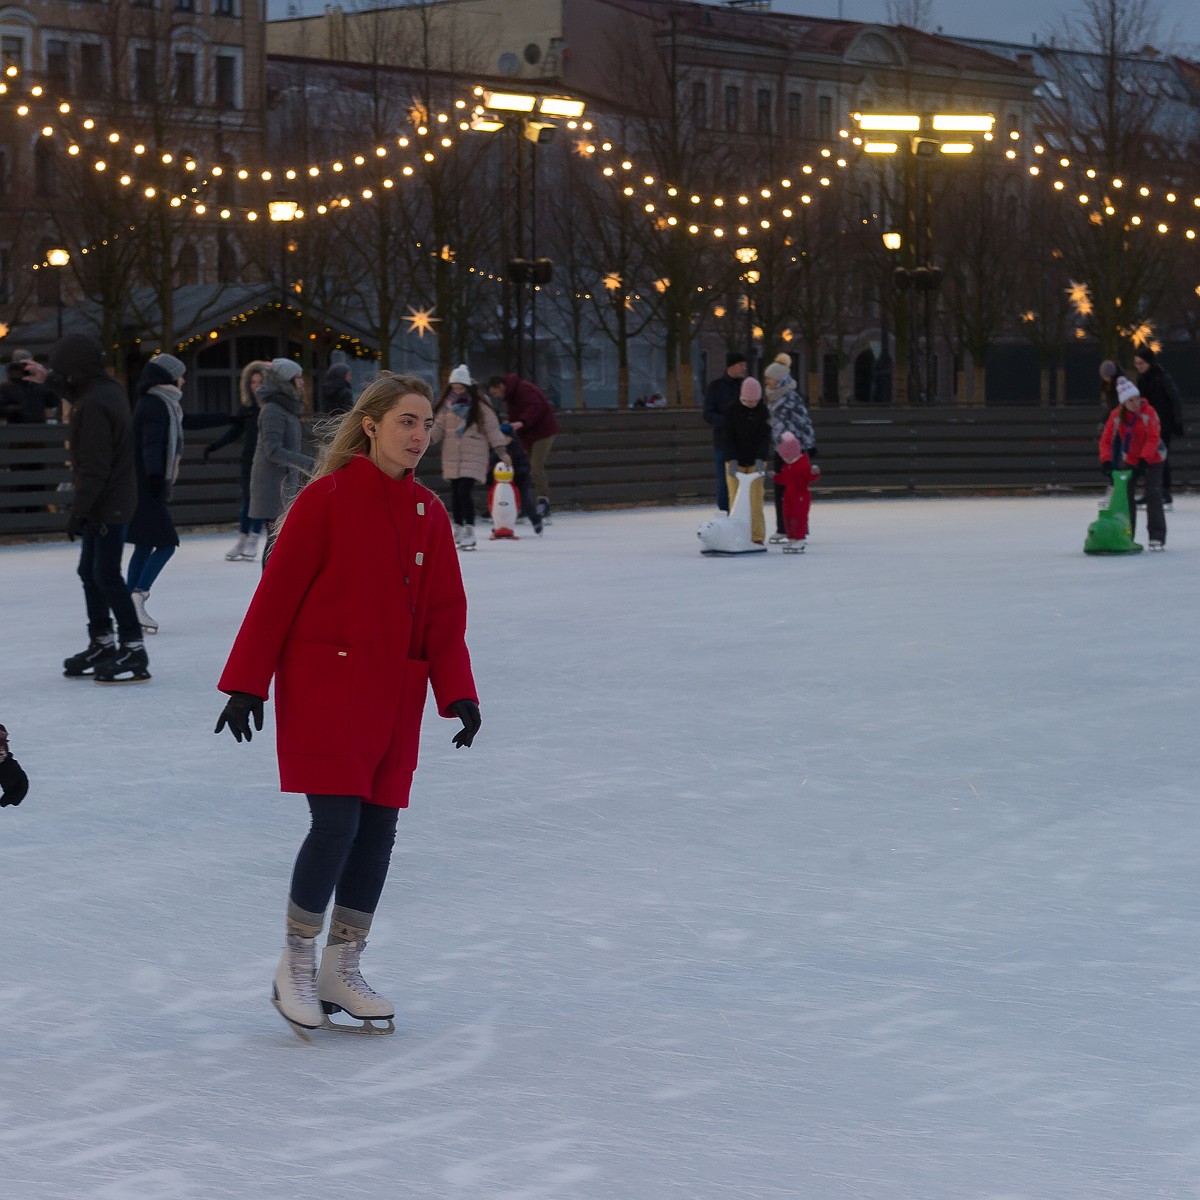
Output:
(218, 454), (478, 808)
(773, 456), (818, 541)
(1099, 404), (1164, 468)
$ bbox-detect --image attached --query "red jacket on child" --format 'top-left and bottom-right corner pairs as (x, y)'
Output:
(1099, 403), (1163, 468)
(773, 454), (819, 541)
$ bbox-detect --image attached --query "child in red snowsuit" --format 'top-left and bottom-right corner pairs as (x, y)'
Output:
(773, 431), (820, 551)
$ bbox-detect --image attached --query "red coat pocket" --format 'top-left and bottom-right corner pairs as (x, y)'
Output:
(276, 640), (352, 757)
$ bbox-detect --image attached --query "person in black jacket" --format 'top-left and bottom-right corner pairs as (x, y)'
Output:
(319, 362), (353, 416)
(722, 374), (771, 545)
(205, 359), (269, 561)
(1134, 348), (1185, 507)
(702, 352), (748, 512)
(26, 335), (147, 682)
(1, 350), (58, 423)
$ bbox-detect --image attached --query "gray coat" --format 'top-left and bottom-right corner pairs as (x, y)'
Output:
(248, 380), (314, 522)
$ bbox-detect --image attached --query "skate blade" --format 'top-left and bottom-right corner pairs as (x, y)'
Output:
(321, 1015), (395, 1035)
(93, 674), (152, 684)
(271, 996), (318, 1042)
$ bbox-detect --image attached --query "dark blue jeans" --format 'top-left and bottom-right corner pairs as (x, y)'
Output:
(238, 493), (264, 537)
(78, 524), (141, 643)
(126, 544), (175, 592)
(289, 795), (400, 917)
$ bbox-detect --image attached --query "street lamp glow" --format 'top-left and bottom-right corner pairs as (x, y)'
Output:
(931, 114), (995, 132)
(483, 91), (537, 113)
(863, 141), (899, 154)
(733, 246), (758, 264)
(939, 142), (974, 155)
(469, 116), (505, 133)
(538, 96), (585, 118)
(47, 247), (70, 267)
(881, 232), (902, 251)
(856, 114), (920, 132)
(268, 198), (299, 222)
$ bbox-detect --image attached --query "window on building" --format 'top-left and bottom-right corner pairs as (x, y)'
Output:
(214, 0), (237, 16)
(175, 243), (199, 287)
(1, 35), (25, 70)
(787, 91), (802, 138)
(0, 247), (11, 304)
(0, 147), (9, 191)
(175, 0), (195, 10)
(80, 45), (104, 94)
(34, 140), (55, 197)
(217, 234), (238, 284)
(756, 88), (772, 134)
(214, 54), (238, 108)
(818, 94), (832, 140)
(724, 84), (740, 131)
(692, 81), (707, 128)
(46, 39), (70, 93)
(215, 173), (236, 205)
(134, 47), (155, 103)
(174, 51), (196, 105)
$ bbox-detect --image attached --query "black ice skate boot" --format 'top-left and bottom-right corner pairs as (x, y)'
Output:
(93, 642), (151, 684)
(63, 633), (117, 678)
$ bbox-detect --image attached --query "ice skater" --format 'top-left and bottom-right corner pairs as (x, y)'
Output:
(763, 353), (816, 544)
(772, 432), (820, 553)
(214, 372), (482, 1039)
(205, 360), (270, 563)
(722, 375), (772, 546)
(429, 364), (511, 551)
(0, 725), (29, 808)
(1100, 376), (1166, 550)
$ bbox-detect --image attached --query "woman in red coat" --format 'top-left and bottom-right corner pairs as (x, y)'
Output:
(215, 372), (482, 1038)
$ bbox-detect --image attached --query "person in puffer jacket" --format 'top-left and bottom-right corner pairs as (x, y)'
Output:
(763, 353), (817, 543)
(1100, 375), (1166, 548)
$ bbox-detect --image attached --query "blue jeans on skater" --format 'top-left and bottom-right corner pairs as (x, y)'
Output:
(78, 524), (141, 643)
(126, 544), (175, 593)
(289, 795), (400, 917)
(238, 493), (264, 538)
(713, 446), (730, 512)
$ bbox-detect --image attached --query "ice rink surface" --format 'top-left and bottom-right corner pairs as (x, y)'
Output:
(2, 495), (1199, 1200)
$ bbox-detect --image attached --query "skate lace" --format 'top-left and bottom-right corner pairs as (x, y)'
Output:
(336, 939), (381, 1000)
(286, 935), (319, 1003)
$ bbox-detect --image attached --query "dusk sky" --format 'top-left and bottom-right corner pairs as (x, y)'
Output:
(762, 0), (1200, 50)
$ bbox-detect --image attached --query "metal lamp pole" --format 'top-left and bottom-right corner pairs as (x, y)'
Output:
(268, 198), (299, 357)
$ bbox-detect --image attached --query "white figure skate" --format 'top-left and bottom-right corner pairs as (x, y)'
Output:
(272, 934), (323, 1041)
(318, 938), (395, 1035)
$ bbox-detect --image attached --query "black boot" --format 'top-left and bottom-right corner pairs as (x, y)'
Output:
(93, 642), (151, 684)
(63, 635), (117, 678)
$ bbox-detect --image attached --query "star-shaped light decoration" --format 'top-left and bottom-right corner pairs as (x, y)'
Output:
(1065, 281), (1093, 318)
(602, 272), (622, 291)
(404, 305), (440, 339)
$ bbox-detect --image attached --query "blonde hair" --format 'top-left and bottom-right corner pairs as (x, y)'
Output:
(275, 371), (434, 532)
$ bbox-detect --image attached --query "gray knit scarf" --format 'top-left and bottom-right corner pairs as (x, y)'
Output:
(150, 384), (185, 484)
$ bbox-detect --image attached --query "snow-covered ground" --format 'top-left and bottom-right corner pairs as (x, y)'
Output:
(2, 496), (1199, 1200)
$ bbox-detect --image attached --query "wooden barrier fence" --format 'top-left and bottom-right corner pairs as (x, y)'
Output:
(3, 407), (1194, 538)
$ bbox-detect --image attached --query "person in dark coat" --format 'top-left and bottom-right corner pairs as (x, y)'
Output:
(319, 363), (353, 416)
(486, 373), (559, 519)
(722, 374), (771, 545)
(1, 350), (58, 423)
(125, 354), (232, 634)
(703, 352), (749, 512)
(0, 724), (29, 808)
(26, 335), (146, 681)
(215, 371), (481, 1038)
(1133, 348), (1185, 507)
(206, 360), (269, 561)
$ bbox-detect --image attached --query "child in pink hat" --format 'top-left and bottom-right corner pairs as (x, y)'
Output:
(773, 431), (820, 552)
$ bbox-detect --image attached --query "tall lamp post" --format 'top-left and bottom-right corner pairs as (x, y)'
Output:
(734, 246), (759, 369)
(268, 196), (299, 357)
(471, 90), (586, 379)
(874, 231), (901, 403)
(855, 111), (993, 404)
(46, 246), (71, 340)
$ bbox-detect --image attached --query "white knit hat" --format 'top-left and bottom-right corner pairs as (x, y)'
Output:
(1116, 376), (1141, 406)
(271, 357), (304, 382)
(448, 363), (472, 386)
(763, 353), (792, 384)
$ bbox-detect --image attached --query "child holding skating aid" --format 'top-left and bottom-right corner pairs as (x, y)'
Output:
(773, 431), (820, 553)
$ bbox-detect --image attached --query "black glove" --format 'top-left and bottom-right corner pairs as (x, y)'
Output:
(1101, 463), (1113, 481)
(448, 699), (481, 749)
(146, 475), (166, 498)
(214, 692), (264, 743)
(807, 445), (819, 460)
(66, 513), (89, 541)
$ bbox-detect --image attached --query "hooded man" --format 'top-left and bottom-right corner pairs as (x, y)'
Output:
(26, 335), (148, 681)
